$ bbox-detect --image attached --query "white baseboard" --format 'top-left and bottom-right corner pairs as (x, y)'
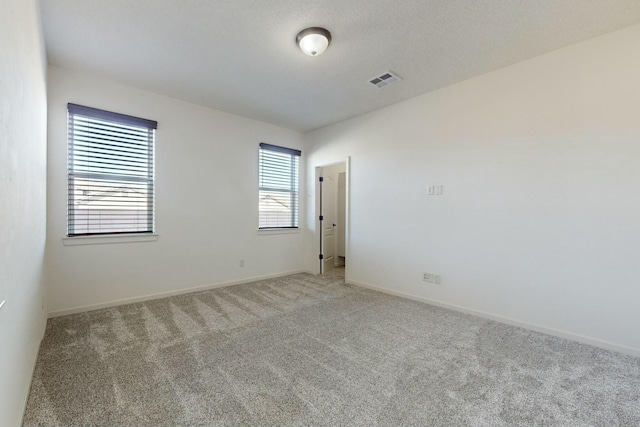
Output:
(347, 279), (640, 358)
(48, 270), (308, 318)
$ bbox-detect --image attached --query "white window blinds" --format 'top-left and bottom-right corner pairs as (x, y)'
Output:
(67, 103), (157, 236)
(259, 143), (301, 229)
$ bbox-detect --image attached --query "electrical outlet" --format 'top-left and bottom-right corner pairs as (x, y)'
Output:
(434, 275), (442, 284)
(427, 186), (435, 195)
(423, 273), (433, 283)
(239, 260), (245, 267)
(435, 185), (443, 195)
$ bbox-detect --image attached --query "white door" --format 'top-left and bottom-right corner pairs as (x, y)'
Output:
(321, 174), (336, 273)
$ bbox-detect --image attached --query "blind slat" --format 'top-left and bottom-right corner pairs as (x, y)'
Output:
(71, 132), (151, 147)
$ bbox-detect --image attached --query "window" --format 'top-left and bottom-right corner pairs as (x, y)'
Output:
(67, 103), (157, 236)
(258, 143), (301, 229)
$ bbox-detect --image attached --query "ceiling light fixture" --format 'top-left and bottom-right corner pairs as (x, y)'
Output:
(296, 27), (331, 57)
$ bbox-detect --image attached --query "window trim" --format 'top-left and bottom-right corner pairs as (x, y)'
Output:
(62, 233), (159, 246)
(67, 103), (157, 237)
(258, 142), (301, 230)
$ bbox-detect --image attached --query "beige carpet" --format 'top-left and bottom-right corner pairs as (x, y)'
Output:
(23, 270), (640, 426)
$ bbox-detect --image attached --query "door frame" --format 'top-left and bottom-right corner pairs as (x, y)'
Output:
(314, 157), (350, 280)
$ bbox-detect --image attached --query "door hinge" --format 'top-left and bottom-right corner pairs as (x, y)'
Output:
(319, 254), (324, 260)
(319, 215), (323, 221)
(319, 177), (324, 182)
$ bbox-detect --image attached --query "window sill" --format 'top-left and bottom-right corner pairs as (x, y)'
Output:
(63, 234), (158, 246)
(257, 228), (300, 236)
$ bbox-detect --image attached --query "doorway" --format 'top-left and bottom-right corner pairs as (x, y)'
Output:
(316, 160), (349, 277)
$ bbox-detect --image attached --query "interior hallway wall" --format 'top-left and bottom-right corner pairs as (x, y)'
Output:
(322, 163), (347, 265)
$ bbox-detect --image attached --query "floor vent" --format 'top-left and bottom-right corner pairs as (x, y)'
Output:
(369, 71), (402, 88)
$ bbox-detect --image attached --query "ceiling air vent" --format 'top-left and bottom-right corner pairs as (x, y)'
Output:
(369, 71), (402, 88)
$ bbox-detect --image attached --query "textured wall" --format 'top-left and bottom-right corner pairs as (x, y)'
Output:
(0, 0), (48, 425)
(304, 24), (640, 354)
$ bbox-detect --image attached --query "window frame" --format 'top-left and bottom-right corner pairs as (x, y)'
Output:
(258, 143), (301, 230)
(66, 103), (157, 237)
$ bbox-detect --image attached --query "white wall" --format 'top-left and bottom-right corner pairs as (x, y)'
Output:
(47, 66), (305, 315)
(305, 24), (640, 354)
(0, 0), (48, 425)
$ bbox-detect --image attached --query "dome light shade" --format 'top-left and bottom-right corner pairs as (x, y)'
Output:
(296, 27), (331, 56)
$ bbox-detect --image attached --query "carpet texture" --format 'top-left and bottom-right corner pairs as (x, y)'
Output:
(23, 270), (640, 426)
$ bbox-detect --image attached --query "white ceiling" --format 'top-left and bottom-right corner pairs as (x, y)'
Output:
(40, 0), (640, 132)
